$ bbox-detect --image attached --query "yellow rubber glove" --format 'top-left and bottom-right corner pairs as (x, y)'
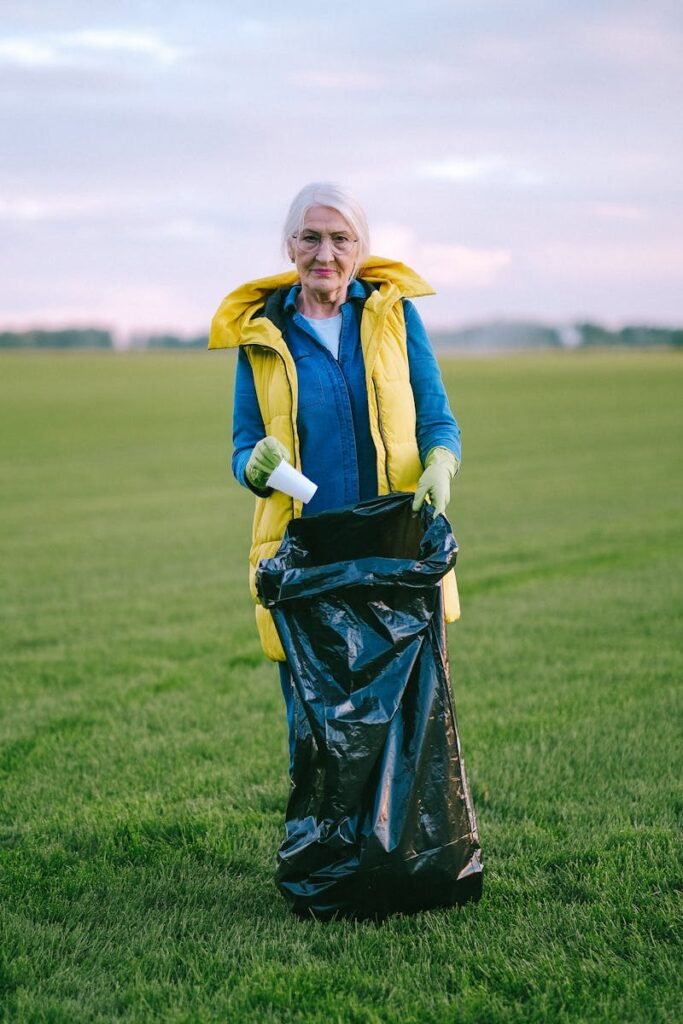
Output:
(412, 447), (459, 516)
(245, 436), (291, 490)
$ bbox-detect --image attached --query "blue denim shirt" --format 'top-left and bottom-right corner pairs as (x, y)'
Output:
(232, 278), (460, 516)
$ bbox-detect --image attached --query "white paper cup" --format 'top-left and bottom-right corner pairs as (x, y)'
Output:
(267, 460), (318, 504)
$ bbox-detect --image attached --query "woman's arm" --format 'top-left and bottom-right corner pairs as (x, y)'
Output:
(404, 300), (462, 467)
(232, 349), (269, 493)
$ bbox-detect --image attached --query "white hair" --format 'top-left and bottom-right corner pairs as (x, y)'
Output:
(281, 182), (370, 270)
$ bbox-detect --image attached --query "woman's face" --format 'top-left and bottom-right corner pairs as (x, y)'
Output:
(288, 205), (357, 302)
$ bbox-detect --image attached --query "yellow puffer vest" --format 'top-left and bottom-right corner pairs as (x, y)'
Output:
(210, 256), (460, 660)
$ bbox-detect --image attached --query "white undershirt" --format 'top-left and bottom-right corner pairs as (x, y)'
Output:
(301, 313), (342, 360)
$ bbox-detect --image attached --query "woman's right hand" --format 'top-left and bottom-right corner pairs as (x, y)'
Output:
(245, 436), (291, 490)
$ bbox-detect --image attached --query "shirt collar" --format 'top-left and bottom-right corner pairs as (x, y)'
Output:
(283, 278), (367, 315)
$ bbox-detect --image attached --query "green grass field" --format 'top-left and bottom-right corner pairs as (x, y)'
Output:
(1, 350), (681, 1023)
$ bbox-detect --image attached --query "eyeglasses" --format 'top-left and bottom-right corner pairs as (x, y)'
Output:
(292, 231), (358, 255)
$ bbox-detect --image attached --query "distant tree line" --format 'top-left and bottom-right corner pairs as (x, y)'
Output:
(0, 329), (113, 349)
(574, 323), (683, 348)
(140, 334), (207, 349)
(1, 323), (681, 350)
(430, 321), (683, 351)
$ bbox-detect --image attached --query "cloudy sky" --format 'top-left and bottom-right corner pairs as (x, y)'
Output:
(1, 0), (682, 338)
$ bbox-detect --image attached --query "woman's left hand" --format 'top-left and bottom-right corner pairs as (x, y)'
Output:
(412, 447), (459, 516)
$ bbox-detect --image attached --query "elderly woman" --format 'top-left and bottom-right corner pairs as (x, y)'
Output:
(210, 182), (461, 753)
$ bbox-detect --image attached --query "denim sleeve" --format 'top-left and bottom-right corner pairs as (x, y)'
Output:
(232, 348), (269, 494)
(404, 299), (461, 466)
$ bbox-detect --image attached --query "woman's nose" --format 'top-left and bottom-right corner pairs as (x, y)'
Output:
(315, 236), (335, 260)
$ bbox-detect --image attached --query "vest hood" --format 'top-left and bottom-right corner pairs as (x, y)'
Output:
(208, 256), (435, 350)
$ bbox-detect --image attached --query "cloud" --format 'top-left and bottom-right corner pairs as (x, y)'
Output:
(591, 203), (648, 222)
(418, 244), (511, 288)
(0, 28), (183, 69)
(416, 155), (543, 188)
(0, 280), (202, 336)
(0, 39), (55, 68)
(290, 70), (383, 90)
(0, 192), (217, 229)
(576, 13), (683, 66)
(533, 241), (683, 281)
(63, 29), (182, 63)
(372, 223), (511, 288)
(0, 196), (115, 222)
(131, 219), (220, 241)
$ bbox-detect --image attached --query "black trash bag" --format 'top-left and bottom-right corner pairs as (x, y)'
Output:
(256, 492), (483, 920)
